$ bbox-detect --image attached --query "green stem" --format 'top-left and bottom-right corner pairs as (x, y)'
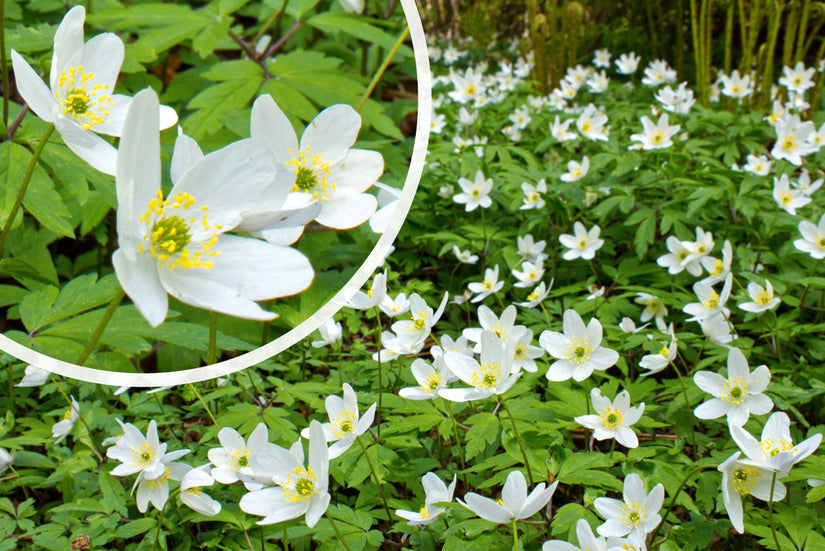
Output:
(6, 362), (14, 418)
(188, 383), (220, 428)
(799, 258), (822, 305)
(671, 360), (698, 460)
(152, 497), (171, 551)
(373, 307), (384, 439)
(261, 300), (273, 346)
(499, 396), (534, 486)
(283, 521), (289, 551)
(512, 518), (519, 550)
(357, 435), (392, 523)
(445, 399), (467, 484)
(649, 463), (717, 547)
(253, 0), (288, 45)
(356, 26), (410, 112)
(0, 124), (55, 257)
(327, 513), (354, 551)
(768, 471), (781, 551)
(7, 464), (29, 499)
(76, 287), (126, 366)
(208, 311), (218, 364)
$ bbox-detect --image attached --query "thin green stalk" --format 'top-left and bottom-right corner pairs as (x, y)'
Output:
(796, 0), (812, 62)
(512, 518), (519, 550)
(208, 311), (218, 364)
(327, 513), (354, 551)
(152, 494), (175, 551)
(445, 399), (467, 483)
(799, 258), (822, 305)
(768, 472), (781, 551)
(337, 341), (343, 388)
(6, 464), (29, 499)
(6, 363), (14, 417)
(373, 307), (384, 439)
(261, 300), (273, 346)
(242, 528), (256, 551)
(1, 0), (8, 130)
(76, 287), (126, 365)
(188, 383), (220, 428)
(782, 0), (800, 70)
(723, 1), (734, 74)
(283, 521), (289, 551)
(689, 0), (703, 103)
(0, 124), (55, 257)
(357, 436), (392, 522)
(499, 396), (534, 486)
(649, 463), (717, 547)
(356, 26), (410, 112)
(760, 1), (784, 106)
(253, 0), (288, 45)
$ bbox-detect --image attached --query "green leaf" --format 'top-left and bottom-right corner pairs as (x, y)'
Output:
(307, 12), (414, 55)
(192, 17), (232, 58)
(19, 285), (58, 334)
(23, 163), (75, 238)
(185, 79), (261, 139)
(115, 517), (156, 539)
(32, 273), (121, 331)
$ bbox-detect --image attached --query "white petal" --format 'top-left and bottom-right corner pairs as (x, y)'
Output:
(80, 33), (124, 90)
(250, 94), (298, 164)
(315, 193), (378, 230)
(112, 249), (168, 327)
(55, 115), (117, 175)
(50, 6), (86, 89)
(170, 131), (204, 185)
(301, 104), (361, 163)
(11, 50), (55, 122)
(333, 149), (384, 193)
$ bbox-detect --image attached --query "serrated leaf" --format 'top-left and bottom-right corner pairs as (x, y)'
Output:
(23, 164), (75, 238)
(307, 12), (414, 55)
(185, 79), (261, 139)
(19, 285), (58, 333)
(33, 273), (120, 331)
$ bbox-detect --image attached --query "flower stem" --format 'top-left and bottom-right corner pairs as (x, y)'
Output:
(152, 499), (170, 551)
(0, 0), (8, 130)
(373, 307), (384, 439)
(75, 287), (126, 366)
(6, 362), (14, 418)
(357, 435), (392, 523)
(188, 382), (220, 428)
(512, 519), (519, 550)
(768, 471), (782, 551)
(649, 463), (716, 547)
(499, 396), (534, 486)
(445, 399), (467, 484)
(208, 311), (218, 364)
(327, 513), (354, 551)
(282, 521), (289, 551)
(0, 123), (55, 257)
(356, 26), (410, 112)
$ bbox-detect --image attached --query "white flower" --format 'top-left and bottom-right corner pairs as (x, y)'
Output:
(594, 473), (664, 539)
(641, 59), (676, 86)
(793, 172), (824, 197)
(699, 312), (738, 346)
(773, 174), (811, 215)
(311, 318), (343, 348)
(615, 52), (641, 75)
(515, 280), (552, 309)
(576, 105), (608, 141)
(657, 235), (702, 276)
(240, 420), (330, 527)
(453, 245), (479, 264)
(539, 310), (619, 382)
(399, 357), (453, 400)
(550, 115), (578, 142)
(654, 82), (695, 114)
(52, 396), (79, 443)
(699, 240), (733, 285)
(368, 182), (401, 235)
(447, 67), (485, 104)
(440, 331), (520, 402)
(509, 106), (532, 130)
(459, 470), (558, 523)
(730, 411), (822, 476)
(683, 273), (733, 322)
(559, 222), (604, 260)
(512, 259), (545, 288)
(107, 419), (190, 481)
(390, 292), (449, 349)
(208, 423), (274, 489)
(396, 473), (457, 526)
(543, 518), (608, 551)
(16, 364), (49, 387)
(379, 293), (410, 318)
(300, 384), (375, 460)
(339, 0), (365, 12)
(462, 304), (527, 351)
(249, 95), (382, 230)
(634, 292), (667, 322)
(718, 451), (784, 534)
(180, 465), (222, 516)
(772, 114), (818, 166)
(586, 70), (610, 93)
(561, 157), (590, 182)
(112, 89), (313, 327)
(521, 180), (547, 210)
(518, 234), (547, 261)
(454, 170), (493, 211)
(575, 389), (644, 448)
(794, 213), (825, 259)
(593, 49), (612, 68)
(742, 154), (773, 176)
(629, 113), (680, 150)
(739, 280), (781, 313)
(438, 183), (454, 199)
(468, 265), (505, 303)
(693, 347), (772, 426)
(346, 270), (387, 310)
(10, 6), (176, 175)
(719, 70), (754, 98)
(779, 62), (815, 94)
(618, 317), (647, 334)
(639, 338), (677, 377)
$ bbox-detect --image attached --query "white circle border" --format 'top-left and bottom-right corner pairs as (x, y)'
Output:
(0, 0), (432, 387)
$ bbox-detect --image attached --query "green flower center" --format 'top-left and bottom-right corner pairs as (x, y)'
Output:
(286, 147), (334, 201)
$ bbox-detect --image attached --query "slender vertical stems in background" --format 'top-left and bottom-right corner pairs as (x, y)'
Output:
(327, 513), (354, 551)
(6, 363), (14, 417)
(723, 1), (733, 74)
(357, 436), (392, 522)
(445, 399), (467, 483)
(760, 1), (783, 106)
(796, 0), (811, 63)
(648, 464), (717, 546)
(253, 0), (288, 45)
(689, 0), (704, 104)
(768, 472), (782, 551)
(356, 26), (410, 112)
(671, 361), (698, 460)
(208, 311), (218, 365)
(781, 0), (799, 71)
(188, 383), (220, 428)
(0, 123), (55, 257)
(675, 0), (686, 77)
